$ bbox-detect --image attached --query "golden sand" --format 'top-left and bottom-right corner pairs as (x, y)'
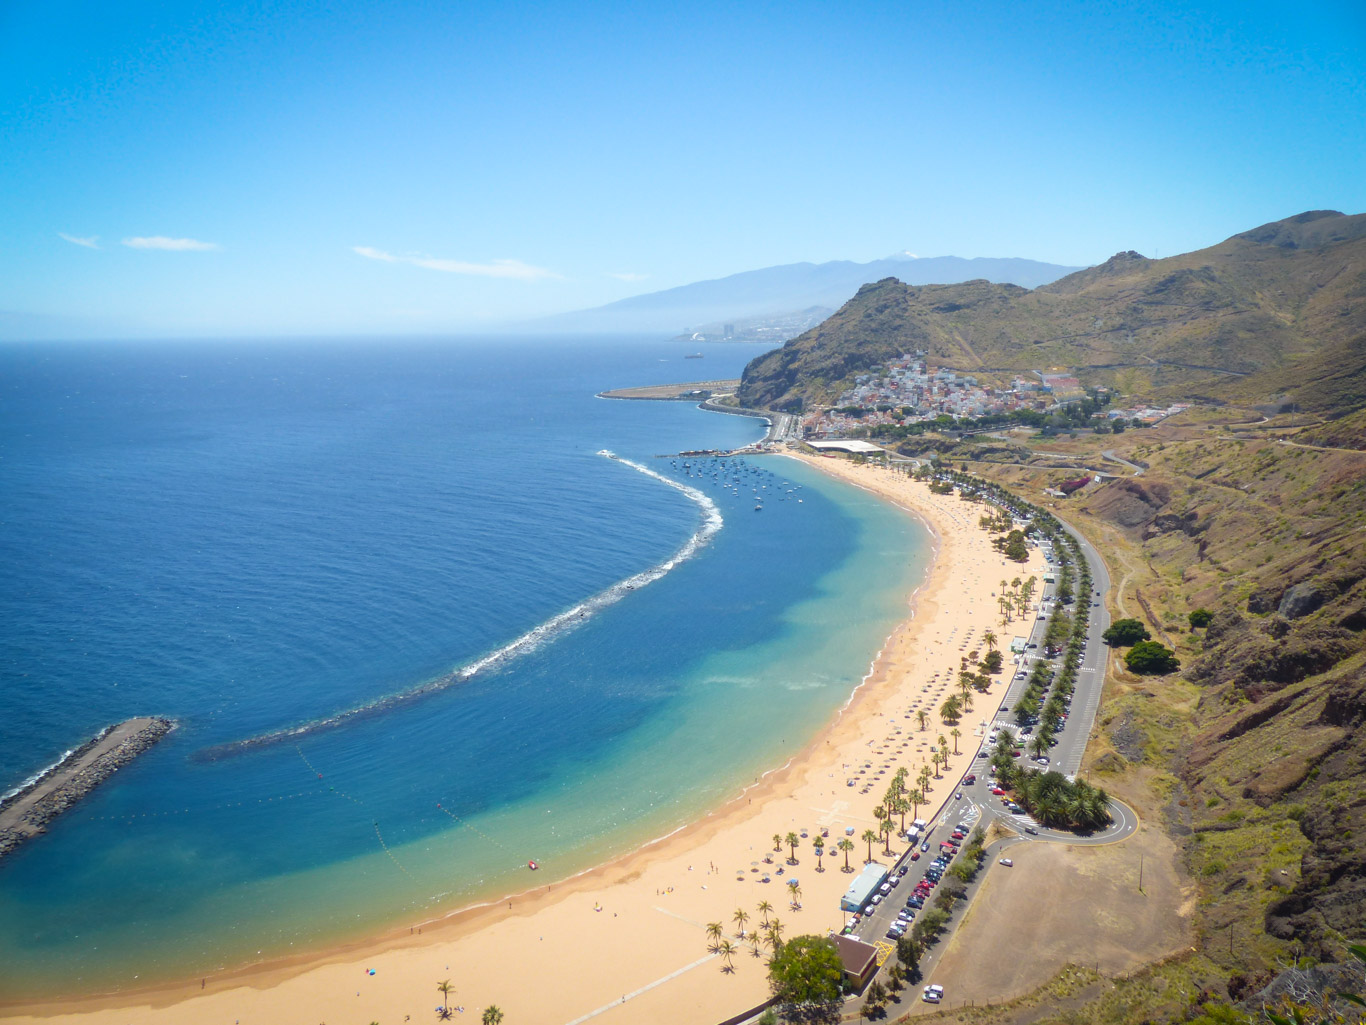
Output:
(2, 454), (1045, 1025)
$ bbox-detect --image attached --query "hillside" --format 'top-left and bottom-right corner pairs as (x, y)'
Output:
(738, 210), (1366, 414)
(530, 253), (1083, 334)
(843, 414), (1365, 1025)
(891, 415), (1366, 1024)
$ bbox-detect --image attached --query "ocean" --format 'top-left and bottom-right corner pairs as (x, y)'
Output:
(0, 336), (929, 998)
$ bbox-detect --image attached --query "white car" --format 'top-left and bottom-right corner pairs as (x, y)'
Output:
(999, 857), (1013, 867)
(923, 984), (944, 1003)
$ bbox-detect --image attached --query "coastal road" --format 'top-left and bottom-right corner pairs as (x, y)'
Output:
(845, 514), (1127, 960)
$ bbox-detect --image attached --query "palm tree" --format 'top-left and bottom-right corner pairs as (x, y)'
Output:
(837, 837), (855, 872)
(756, 899), (773, 925)
(706, 921), (723, 951)
(766, 918), (785, 953)
(861, 827), (878, 863)
(718, 939), (737, 972)
(812, 835), (825, 872)
(940, 694), (961, 722)
(879, 818), (895, 855)
(916, 709), (929, 731)
(950, 727), (961, 755)
(437, 979), (453, 1019)
(910, 787), (923, 820)
(733, 907), (749, 937)
(929, 750), (940, 777)
(787, 879), (801, 907)
(983, 631), (998, 652)
(748, 930), (763, 957)
(481, 1008), (504, 1025)
(785, 831), (800, 864)
(891, 794), (909, 833)
(772, 832), (782, 853)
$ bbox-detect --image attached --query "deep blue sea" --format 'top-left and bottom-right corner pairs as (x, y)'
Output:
(0, 336), (929, 997)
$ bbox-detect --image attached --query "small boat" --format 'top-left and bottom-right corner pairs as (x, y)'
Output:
(755, 504), (763, 511)
(528, 860), (539, 870)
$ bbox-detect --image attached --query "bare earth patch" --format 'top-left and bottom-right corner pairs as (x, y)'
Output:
(920, 817), (1192, 1012)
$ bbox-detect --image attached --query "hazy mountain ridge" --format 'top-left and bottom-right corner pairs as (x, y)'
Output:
(738, 210), (1366, 414)
(533, 254), (1084, 334)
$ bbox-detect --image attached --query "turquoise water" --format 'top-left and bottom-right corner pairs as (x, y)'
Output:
(0, 337), (928, 997)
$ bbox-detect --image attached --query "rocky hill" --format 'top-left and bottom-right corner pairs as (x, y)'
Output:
(901, 418), (1366, 1023)
(738, 210), (1366, 414)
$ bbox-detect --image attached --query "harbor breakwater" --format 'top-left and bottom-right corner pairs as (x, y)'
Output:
(0, 717), (175, 859)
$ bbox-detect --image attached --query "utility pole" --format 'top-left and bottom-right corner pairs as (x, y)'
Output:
(1138, 853), (1144, 893)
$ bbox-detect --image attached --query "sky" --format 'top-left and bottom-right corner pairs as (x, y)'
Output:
(2, 0), (1364, 338)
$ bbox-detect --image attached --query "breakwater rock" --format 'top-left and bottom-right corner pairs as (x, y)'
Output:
(0, 717), (175, 859)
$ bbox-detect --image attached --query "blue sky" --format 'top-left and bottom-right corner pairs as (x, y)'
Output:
(2, 0), (1363, 338)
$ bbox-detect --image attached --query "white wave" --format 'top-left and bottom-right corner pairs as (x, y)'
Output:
(200, 452), (724, 759)
(1, 726), (111, 806)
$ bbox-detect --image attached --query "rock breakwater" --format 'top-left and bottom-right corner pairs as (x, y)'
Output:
(0, 717), (175, 859)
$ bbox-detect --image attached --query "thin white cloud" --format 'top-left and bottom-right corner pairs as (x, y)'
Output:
(122, 236), (219, 251)
(607, 271), (649, 282)
(352, 246), (559, 281)
(59, 233), (100, 249)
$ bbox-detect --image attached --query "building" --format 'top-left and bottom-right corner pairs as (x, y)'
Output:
(840, 862), (889, 912)
(828, 933), (880, 990)
(807, 440), (885, 456)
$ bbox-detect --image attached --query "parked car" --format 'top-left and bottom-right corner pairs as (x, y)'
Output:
(999, 858), (1013, 867)
(923, 984), (945, 1003)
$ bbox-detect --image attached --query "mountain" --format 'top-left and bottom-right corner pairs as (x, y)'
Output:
(532, 254), (1085, 335)
(738, 210), (1366, 414)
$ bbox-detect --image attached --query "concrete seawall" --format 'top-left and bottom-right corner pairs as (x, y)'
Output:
(0, 717), (175, 859)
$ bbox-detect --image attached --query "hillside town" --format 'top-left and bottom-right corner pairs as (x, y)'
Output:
(801, 352), (1188, 438)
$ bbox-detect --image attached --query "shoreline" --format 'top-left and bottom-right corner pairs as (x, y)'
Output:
(2, 455), (1043, 1025)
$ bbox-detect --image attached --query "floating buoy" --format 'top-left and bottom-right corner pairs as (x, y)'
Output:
(528, 860), (538, 870)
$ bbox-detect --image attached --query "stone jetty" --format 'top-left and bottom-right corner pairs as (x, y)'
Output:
(0, 716), (175, 859)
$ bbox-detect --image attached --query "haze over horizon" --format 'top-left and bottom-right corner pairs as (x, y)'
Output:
(2, 0), (1363, 339)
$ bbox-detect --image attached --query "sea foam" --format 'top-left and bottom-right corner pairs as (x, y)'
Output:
(196, 452), (722, 760)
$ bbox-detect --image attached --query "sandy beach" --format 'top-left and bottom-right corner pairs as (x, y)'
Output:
(2, 454), (1045, 1025)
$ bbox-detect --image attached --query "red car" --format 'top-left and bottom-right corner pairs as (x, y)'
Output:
(992, 787), (1006, 796)
(951, 831), (965, 840)
(910, 851), (920, 860)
